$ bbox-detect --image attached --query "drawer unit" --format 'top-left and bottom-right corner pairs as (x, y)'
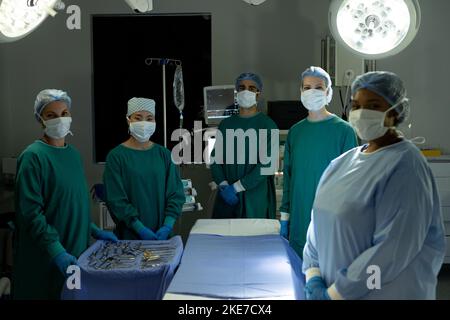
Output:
(429, 161), (450, 264)
(430, 162), (450, 177)
(446, 237), (450, 264)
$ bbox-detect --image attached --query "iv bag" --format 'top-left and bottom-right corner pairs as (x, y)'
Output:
(173, 65), (185, 113)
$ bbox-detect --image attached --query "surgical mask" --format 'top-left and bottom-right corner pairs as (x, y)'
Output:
(42, 117), (72, 139)
(129, 121), (156, 143)
(348, 109), (389, 141)
(301, 89), (328, 111)
(236, 90), (257, 109)
(349, 99), (407, 141)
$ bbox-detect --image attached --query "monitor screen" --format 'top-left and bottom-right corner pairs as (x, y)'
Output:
(267, 101), (309, 130)
(204, 85), (238, 126)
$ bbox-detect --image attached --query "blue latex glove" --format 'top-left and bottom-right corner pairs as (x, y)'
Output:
(220, 185), (239, 206)
(93, 229), (119, 242)
(305, 276), (331, 300)
(156, 225), (173, 240)
(52, 251), (78, 278)
(280, 220), (289, 239)
(138, 226), (157, 240)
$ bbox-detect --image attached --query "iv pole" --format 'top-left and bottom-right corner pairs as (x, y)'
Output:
(144, 57), (182, 148)
(144, 58), (201, 213)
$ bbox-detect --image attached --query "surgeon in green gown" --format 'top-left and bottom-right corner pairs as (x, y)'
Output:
(210, 73), (278, 219)
(13, 89), (117, 300)
(103, 97), (185, 241)
(279, 67), (358, 257)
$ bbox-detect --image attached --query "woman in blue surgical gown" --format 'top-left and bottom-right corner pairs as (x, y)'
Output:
(302, 71), (446, 300)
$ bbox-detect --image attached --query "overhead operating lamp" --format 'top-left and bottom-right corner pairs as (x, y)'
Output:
(125, 0), (153, 13)
(242, 0), (267, 5)
(329, 0), (421, 59)
(0, 0), (59, 43)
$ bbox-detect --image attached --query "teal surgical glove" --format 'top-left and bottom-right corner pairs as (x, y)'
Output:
(280, 220), (289, 239)
(138, 227), (157, 240)
(305, 276), (331, 300)
(220, 185), (239, 206)
(156, 225), (172, 240)
(93, 229), (119, 242)
(52, 251), (78, 278)
(131, 220), (157, 240)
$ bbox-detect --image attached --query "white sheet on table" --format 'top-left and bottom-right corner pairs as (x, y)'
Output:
(190, 218), (280, 236)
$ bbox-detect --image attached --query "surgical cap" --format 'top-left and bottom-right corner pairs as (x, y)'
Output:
(127, 97), (156, 117)
(34, 89), (72, 121)
(351, 71), (410, 124)
(235, 72), (263, 92)
(301, 66), (333, 104)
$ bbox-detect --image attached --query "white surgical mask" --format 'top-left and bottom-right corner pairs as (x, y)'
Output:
(42, 117), (72, 139)
(348, 109), (389, 141)
(236, 90), (257, 109)
(349, 99), (406, 141)
(129, 121), (156, 143)
(301, 89), (328, 111)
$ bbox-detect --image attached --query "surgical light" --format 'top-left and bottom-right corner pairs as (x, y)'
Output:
(0, 0), (58, 43)
(329, 0), (421, 59)
(242, 0), (267, 5)
(125, 0), (153, 13)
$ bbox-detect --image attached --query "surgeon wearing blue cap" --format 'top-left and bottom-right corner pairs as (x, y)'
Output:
(103, 98), (185, 240)
(302, 71), (446, 299)
(210, 73), (278, 219)
(279, 67), (358, 256)
(13, 89), (117, 299)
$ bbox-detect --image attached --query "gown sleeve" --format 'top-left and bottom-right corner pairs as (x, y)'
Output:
(302, 212), (320, 273)
(103, 151), (140, 228)
(279, 131), (292, 213)
(239, 119), (278, 191)
(342, 125), (358, 153)
(15, 152), (65, 259)
(210, 122), (227, 185)
(163, 151), (185, 227)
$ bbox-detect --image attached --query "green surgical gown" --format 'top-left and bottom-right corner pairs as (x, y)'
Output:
(280, 115), (358, 257)
(13, 140), (91, 299)
(103, 143), (184, 239)
(211, 112), (278, 219)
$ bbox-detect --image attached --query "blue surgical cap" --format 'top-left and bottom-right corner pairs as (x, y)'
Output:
(301, 66), (333, 104)
(235, 72), (263, 92)
(351, 71), (409, 124)
(34, 89), (72, 121)
(301, 66), (332, 88)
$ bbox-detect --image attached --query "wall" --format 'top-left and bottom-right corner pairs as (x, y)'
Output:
(376, 0), (450, 150)
(0, 0), (333, 183)
(1, 0), (450, 231)
(0, 43), (10, 161)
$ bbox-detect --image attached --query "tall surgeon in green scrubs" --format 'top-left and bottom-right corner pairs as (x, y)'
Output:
(103, 98), (185, 240)
(279, 67), (358, 257)
(211, 73), (278, 219)
(13, 89), (118, 300)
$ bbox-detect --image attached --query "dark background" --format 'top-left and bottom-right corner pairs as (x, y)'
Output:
(92, 14), (212, 163)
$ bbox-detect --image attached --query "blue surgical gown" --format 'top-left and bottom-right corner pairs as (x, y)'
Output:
(303, 140), (446, 299)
